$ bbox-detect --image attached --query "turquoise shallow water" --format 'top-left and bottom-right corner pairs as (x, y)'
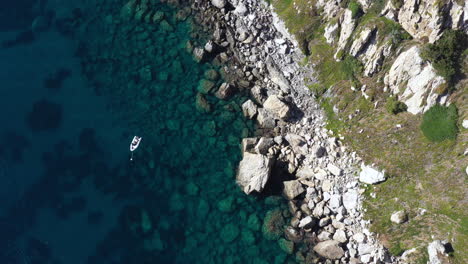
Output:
(0, 0), (299, 263)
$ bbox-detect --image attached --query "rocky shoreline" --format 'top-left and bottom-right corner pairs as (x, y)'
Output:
(178, 0), (402, 263)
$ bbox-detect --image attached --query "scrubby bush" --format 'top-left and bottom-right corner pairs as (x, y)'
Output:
(342, 55), (363, 80)
(348, 0), (363, 19)
(421, 30), (468, 83)
(391, 0), (404, 9)
(385, 96), (407, 114)
(420, 104), (458, 142)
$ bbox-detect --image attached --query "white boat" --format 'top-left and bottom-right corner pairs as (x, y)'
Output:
(130, 136), (142, 160)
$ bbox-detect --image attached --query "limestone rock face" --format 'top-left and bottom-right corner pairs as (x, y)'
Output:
(316, 0), (342, 20)
(283, 180), (305, 200)
(313, 240), (345, 260)
(397, 0), (467, 43)
(263, 95), (292, 120)
(324, 22), (339, 44)
(349, 27), (375, 57)
(237, 153), (273, 194)
(256, 108), (276, 128)
(336, 9), (356, 55)
(384, 46), (446, 114)
(359, 164), (385, 184)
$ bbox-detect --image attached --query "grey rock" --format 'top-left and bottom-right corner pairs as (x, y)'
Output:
(283, 180), (305, 200)
(329, 194), (342, 209)
(298, 216), (316, 229)
(242, 100), (258, 119)
(211, 0), (226, 9)
(237, 153), (273, 194)
(215, 83), (237, 100)
(327, 163), (342, 176)
(256, 108), (276, 129)
(255, 137), (275, 155)
(315, 146), (327, 158)
(359, 164), (386, 184)
(313, 240), (345, 260)
(428, 240), (448, 264)
(263, 95), (292, 120)
(343, 190), (358, 211)
(242, 138), (258, 154)
(285, 133), (308, 155)
(333, 229), (347, 243)
(390, 210), (408, 224)
(318, 231), (333, 241)
(192, 47), (206, 63)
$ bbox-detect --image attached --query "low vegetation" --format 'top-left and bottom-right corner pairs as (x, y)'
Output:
(385, 96), (407, 114)
(421, 30), (468, 84)
(420, 104), (459, 142)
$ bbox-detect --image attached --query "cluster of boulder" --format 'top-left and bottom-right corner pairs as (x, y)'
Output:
(177, 0), (459, 263)
(183, 0), (399, 262)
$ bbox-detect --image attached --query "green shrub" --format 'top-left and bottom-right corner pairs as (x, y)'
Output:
(348, 0), (363, 19)
(342, 55), (363, 80)
(391, 0), (404, 9)
(389, 242), (405, 256)
(420, 30), (468, 83)
(386, 96), (407, 114)
(420, 104), (458, 142)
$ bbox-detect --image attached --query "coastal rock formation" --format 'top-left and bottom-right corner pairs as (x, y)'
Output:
(384, 46), (446, 114)
(396, 0), (467, 43)
(237, 152), (273, 194)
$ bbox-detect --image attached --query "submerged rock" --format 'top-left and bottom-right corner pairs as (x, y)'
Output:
(262, 209), (286, 240)
(237, 152), (274, 194)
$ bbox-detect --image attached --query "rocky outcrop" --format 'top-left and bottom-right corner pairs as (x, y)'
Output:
(335, 9), (356, 57)
(384, 46), (446, 114)
(237, 152), (273, 194)
(395, 0), (467, 43)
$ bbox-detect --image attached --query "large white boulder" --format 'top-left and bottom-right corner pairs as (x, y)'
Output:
(359, 164), (386, 184)
(237, 153), (273, 194)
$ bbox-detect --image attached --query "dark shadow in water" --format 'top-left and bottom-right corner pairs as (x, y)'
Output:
(26, 99), (62, 132)
(1, 30), (35, 49)
(43, 68), (72, 91)
(0, 131), (31, 163)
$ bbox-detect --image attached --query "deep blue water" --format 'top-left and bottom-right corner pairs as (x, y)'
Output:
(0, 1), (297, 263)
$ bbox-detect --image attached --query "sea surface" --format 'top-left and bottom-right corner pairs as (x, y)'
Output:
(0, 1), (297, 263)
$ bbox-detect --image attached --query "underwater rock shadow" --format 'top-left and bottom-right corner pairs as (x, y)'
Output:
(43, 67), (72, 91)
(0, 130), (31, 163)
(26, 99), (62, 132)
